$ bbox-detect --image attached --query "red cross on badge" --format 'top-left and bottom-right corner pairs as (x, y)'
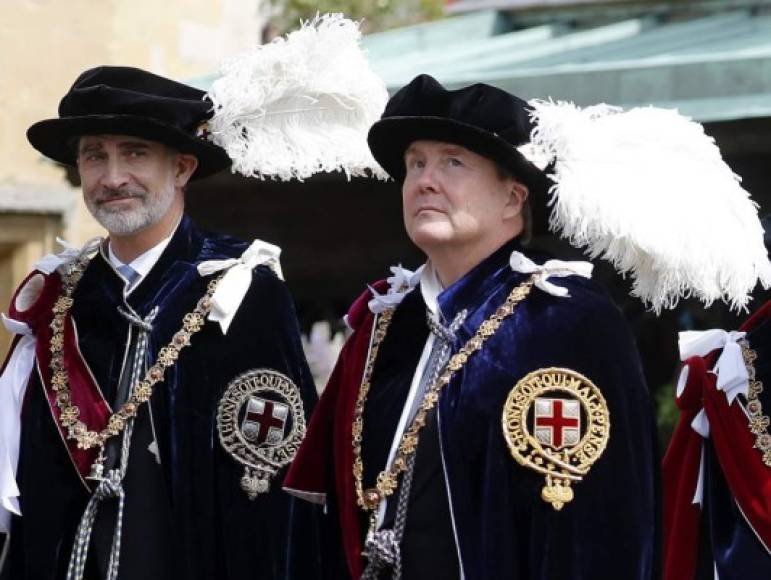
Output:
(242, 397), (289, 445)
(534, 398), (581, 449)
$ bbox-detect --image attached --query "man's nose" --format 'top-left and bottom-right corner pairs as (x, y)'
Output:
(100, 158), (130, 189)
(416, 163), (438, 193)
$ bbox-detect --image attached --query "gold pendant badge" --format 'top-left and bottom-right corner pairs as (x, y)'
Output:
(502, 367), (610, 510)
(217, 369), (306, 500)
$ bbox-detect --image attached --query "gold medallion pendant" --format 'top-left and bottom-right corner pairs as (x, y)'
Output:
(502, 367), (610, 510)
(217, 369), (306, 499)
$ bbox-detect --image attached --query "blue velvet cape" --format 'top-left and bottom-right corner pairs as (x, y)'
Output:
(431, 241), (661, 579)
(288, 238), (661, 579)
(1, 216), (324, 580)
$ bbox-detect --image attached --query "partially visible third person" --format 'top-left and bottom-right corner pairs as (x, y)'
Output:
(663, 216), (771, 580)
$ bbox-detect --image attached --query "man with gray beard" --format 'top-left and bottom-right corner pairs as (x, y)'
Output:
(79, 135), (180, 237)
(0, 66), (323, 580)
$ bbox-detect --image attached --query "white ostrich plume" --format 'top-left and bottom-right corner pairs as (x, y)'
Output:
(527, 100), (771, 313)
(206, 13), (389, 181)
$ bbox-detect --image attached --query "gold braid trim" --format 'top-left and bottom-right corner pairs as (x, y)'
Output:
(352, 275), (536, 512)
(739, 339), (771, 465)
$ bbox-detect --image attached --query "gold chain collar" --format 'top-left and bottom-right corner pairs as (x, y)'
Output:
(352, 275), (536, 517)
(739, 339), (771, 465)
(48, 251), (223, 476)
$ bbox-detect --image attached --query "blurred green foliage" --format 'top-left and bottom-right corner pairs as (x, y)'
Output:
(273, 0), (445, 35)
(656, 381), (679, 449)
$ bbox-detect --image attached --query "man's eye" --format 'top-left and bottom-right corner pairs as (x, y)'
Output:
(128, 150), (146, 158)
(447, 157), (462, 167)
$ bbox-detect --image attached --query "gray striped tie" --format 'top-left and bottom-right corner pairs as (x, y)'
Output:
(117, 264), (140, 290)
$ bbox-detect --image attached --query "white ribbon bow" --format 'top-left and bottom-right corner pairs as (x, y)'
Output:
(509, 251), (594, 297)
(679, 329), (748, 404)
(678, 329), (749, 506)
(0, 315), (36, 532)
(368, 265), (423, 314)
(197, 239), (283, 334)
(33, 236), (102, 275)
(675, 362), (709, 506)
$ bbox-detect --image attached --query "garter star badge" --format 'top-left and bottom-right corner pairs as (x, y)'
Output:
(502, 367), (609, 511)
(217, 369), (306, 500)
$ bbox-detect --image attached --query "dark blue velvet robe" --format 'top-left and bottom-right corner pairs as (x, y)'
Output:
(1, 216), (323, 580)
(431, 241), (660, 579)
(287, 239), (661, 579)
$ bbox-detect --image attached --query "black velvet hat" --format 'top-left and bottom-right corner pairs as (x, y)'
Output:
(367, 75), (552, 198)
(763, 214), (771, 251)
(27, 66), (231, 179)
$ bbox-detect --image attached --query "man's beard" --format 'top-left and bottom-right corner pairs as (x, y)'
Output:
(86, 180), (176, 236)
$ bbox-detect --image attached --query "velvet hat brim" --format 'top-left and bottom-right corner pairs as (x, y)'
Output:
(368, 116), (548, 186)
(27, 114), (231, 180)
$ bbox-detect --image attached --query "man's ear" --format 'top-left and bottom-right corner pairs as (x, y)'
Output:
(502, 180), (529, 220)
(174, 153), (199, 188)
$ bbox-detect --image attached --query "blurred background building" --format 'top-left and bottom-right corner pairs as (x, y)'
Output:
(0, 0), (271, 352)
(2, 0), (771, 433)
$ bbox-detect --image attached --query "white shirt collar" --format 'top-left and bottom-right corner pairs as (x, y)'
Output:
(419, 261), (444, 319)
(107, 221), (178, 291)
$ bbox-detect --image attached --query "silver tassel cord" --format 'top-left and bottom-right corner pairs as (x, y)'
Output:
(65, 306), (157, 580)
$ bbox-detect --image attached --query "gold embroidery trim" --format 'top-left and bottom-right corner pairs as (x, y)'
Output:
(217, 369), (307, 500)
(352, 275), (536, 519)
(48, 251), (223, 469)
(739, 339), (771, 465)
(501, 367), (610, 510)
